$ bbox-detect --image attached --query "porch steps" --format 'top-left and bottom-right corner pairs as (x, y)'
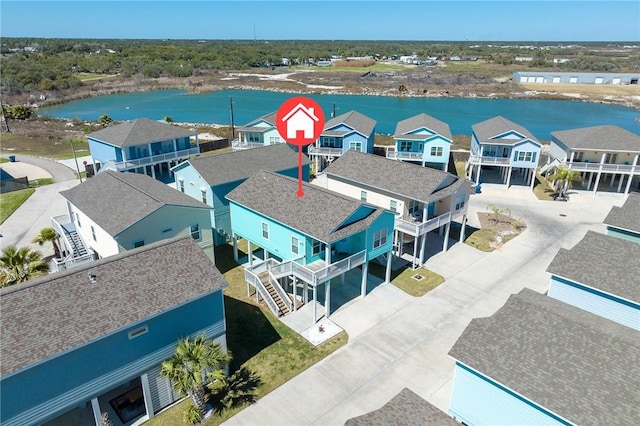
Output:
(66, 229), (89, 258)
(258, 271), (291, 317)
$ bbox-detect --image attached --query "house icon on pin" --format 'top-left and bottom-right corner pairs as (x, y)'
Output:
(281, 103), (320, 140)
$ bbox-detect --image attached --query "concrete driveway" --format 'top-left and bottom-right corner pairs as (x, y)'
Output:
(223, 184), (624, 426)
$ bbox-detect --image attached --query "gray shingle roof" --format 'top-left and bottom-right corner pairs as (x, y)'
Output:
(324, 151), (468, 203)
(449, 288), (640, 426)
(185, 144), (308, 187)
(323, 110), (376, 137)
(237, 111), (277, 131)
(87, 118), (197, 148)
(60, 170), (210, 236)
(394, 113), (452, 141)
(0, 236), (227, 376)
(472, 116), (540, 145)
(546, 230), (640, 303)
(344, 388), (458, 426)
(551, 125), (640, 152)
(226, 170), (385, 243)
(604, 192), (640, 234)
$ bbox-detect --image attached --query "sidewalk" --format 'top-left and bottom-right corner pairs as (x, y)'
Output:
(223, 188), (623, 426)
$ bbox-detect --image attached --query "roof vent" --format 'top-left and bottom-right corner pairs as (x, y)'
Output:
(88, 272), (97, 283)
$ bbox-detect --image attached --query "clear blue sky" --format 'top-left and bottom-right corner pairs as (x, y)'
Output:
(1, 1), (638, 41)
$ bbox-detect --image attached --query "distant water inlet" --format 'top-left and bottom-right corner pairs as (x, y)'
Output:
(39, 89), (640, 139)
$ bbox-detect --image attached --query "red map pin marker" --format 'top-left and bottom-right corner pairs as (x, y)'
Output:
(276, 97), (325, 197)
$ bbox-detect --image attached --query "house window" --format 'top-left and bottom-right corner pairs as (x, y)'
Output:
(178, 179), (185, 193)
(91, 225), (96, 241)
(349, 141), (363, 152)
(312, 240), (325, 256)
(201, 189), (207, 204)
(269, 136), (282, 144)
(390, 200), (398, 213)
(321, 136), (337, 147)
(291, 236), (300, 255)
(430, 146), (443, 157)
(574, 151), (584, 162)
(604, 153), (617, 164)
(261, 222), (269, 240)
(360, 190), (367, 201)
(455, 197), (466, 211)
(373, 228), (388, 249)
(128, 325), (148, 340)
(400, 141), (412, 152)
(134, 240), (145, 248)
(247, 133), (260, 143)
(408, 200), (419, 215)
(190, 224), (201, 241)
(516, 151), (536, 162)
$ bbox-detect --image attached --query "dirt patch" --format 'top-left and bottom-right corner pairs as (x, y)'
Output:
(476, 212), (526, 250)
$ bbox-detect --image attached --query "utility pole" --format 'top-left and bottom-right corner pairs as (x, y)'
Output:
(229, 97), (235, 141)
(70, 139), (83, 183)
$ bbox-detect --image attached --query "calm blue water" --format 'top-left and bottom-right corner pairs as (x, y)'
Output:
(39, 89), (640, 140)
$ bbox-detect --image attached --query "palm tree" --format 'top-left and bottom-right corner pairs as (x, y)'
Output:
(164, 116), (174, 124)
(161, 334), (231, 422)
(487, 204), (511, 224)
(99, 114), (113, 127)
(549, 165), (581, 195)
(32, 227), (61, 259)
(0, 245), (50, 287)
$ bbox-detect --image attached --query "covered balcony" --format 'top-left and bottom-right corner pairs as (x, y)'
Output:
(103, 147), (200, 171)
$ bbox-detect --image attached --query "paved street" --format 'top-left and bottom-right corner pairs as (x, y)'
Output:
(224, 184), (624, 426)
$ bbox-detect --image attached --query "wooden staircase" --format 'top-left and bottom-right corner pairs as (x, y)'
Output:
(258, 271), (291, 317)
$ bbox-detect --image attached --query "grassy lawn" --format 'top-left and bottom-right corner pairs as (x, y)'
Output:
(30, 178), (55, 187)
(533, 174), (555, 201)
(369, 262), (444, 297)
(75, 72), (119, 82)
(454, 160), (467, 179)
(146, 241), (347, 426)
(464, 228), (498, 252)
(0, 158), (8, 163)
(0, 188), (35, 224)
(199, 147), (233, 158)
(1, 134), (90, 160)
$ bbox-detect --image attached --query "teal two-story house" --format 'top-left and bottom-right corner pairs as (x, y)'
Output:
(227, 171), (394, 322)
(231, 111), (284, 151)
(0, 237), (228, 426)
(387, 113), (453, 171)
(466, 116), (542, 190)
(172, 144), (309, 246)
(604, 193), (640, 243)
(308, 110), (376, 173)
(87, 118), (199, 182)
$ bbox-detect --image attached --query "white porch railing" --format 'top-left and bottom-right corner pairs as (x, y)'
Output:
(308, 145), (343, 156)
(249, 250), (366, 287)
(106, 147), (200, 171)
(395, 211), (452, 237)
(50, 253), (95, 273)
(565, 161), (638, 173)
(386, 150), (424, 161)
(468, 155), (511, 166)
(269, 271), (293, 313)
(231, 139), (265, 151)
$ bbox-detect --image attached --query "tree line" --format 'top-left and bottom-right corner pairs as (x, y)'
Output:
(1, 38), (638, 96)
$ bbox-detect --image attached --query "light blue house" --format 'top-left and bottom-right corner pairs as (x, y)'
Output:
(171, 144), (309, 246)
(54, 170), (214, 270)
(231, 111), (283, 151)
(227, 170), (394, 322)
(87, 118), (199, 182)
(308, 110), (376, 173)
(387, 113), (453, 172)
(0, 237), (228, 426)
(448, 288), (639, 426)
(466, 116), (541, 190)
(546, 230), (640, 330)
(604, 192), (640, 243)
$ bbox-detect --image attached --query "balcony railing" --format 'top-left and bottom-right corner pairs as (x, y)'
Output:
(231, 139), (265, 151)
(50, 253), (95, 273)
(248, 250), (366, 287)
(244, 268), (279, 316)
(386, 150), (425, 161)
(308, 145), (343, 157)
(565, 161), (638, 173)
(468, 155), (511, 165)
(107, 147), (200, 171)
(395, 211), (452, 237)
